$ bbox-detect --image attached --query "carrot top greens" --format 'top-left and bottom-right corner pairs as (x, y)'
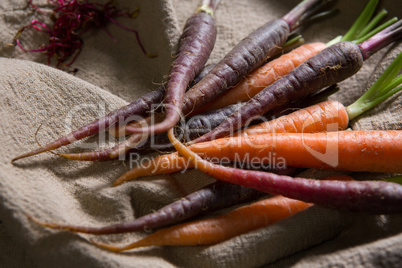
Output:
(386, 176), (402, 185)
(327, 0), (397, 46)
(347, 52), (402, 120)
(13, 0), (153, 69)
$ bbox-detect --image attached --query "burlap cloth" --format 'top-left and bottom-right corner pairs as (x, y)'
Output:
(0, 0), (401, 267)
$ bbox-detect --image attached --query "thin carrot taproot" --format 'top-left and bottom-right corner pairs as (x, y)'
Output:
(168, 129), (402, 214)
(124, 0), (327, 135)
(10, 87), (164, 162)
(91, 195), (312, 251)
(190, 16), (402, 144)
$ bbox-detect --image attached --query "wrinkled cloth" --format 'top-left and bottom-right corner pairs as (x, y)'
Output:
(0, 0), (401, 267)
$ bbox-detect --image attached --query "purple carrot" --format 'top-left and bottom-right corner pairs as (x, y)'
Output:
(125, 0), (327, 135)
(114, 0), (219, 137)
(27, 180), (266, 235)
(10, 57), (215, 163)
(190, 20), (402, 144)
(168, 129), (402, 214)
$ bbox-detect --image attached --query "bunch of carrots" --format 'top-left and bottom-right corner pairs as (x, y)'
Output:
(12, 0), (402, 252)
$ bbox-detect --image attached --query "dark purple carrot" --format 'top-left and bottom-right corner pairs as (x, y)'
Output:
(27, 180), (265, 235)
(190, 20), (402, 144)
(111, 0), (219, 137)
(125, 0), (327, 135)
(168, 129), (402, 214)
(10, 58), (215, 163)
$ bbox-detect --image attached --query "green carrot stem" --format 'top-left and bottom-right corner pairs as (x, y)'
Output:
(346, 53), (402, 121)
(341, 0), (377, 41)
(326, 35), (342, 46)
(354, 17), (398, 45)
(384, 176), (402, 185)
(305, 9), (338, 22)
(361, 52), (402, 100)
(357, 9), (388, 39)
(326, 0), (390, 46)
(197, 0), (221, 16)
(282, 34), (304, 50)
(347, 83), (402, 120)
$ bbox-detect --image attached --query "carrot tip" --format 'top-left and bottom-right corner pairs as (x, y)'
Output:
(113, 170), (144, 186)
(11, 145), (57, 162)
(113, 177), (128, 187)
(25, 213), (59, 230)
(58, 153), (77, 160)
(11, 152), (35, 162)
(90, 238), (127, 252)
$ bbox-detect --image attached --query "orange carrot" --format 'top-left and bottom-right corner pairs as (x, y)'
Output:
(167, 128), (402, 214)
(115, 130), (402, 185)
(180, 131), (402, 173)
(91, 195), (312, 251)
(193, 42), (327, 115)
(236, 99), (349, 136)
